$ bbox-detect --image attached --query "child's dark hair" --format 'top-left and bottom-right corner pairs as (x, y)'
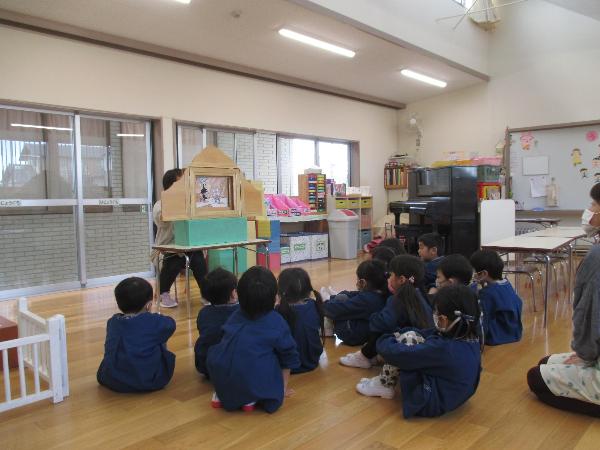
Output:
(356, 259), (388, 293)
(200, 267), (237, 305)
(114, 277), (153, 314)
(371, 246), (396, 269)
(378, 238), (405, 256)
(162, 168), (183, 190)
(237, 266), (277, 319)
(470, 250), (504, 281)
(389, 255), (430, 329)
(434, 285), (482, 344)
(418, 232), (444, 255)
(591, 182), (600, 203)
(438, 254), (473, 285)
(277, 268), (324, 336)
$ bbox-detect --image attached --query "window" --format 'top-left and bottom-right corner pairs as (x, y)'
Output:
(317, 141), (349, 188)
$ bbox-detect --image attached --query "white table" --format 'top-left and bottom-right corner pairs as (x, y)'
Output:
(153, 238), (271, 319)
(481, 235), (577, 326)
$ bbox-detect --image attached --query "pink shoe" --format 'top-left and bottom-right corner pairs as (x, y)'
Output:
(241, 402), (256, 412)
(211, 392), (222, 408)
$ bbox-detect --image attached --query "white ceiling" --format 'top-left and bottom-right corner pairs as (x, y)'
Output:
(545, 0), (600, 22)
(0, 0), (485, 106)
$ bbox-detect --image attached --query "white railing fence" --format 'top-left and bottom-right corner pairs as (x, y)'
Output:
(0, 298), (69, 413)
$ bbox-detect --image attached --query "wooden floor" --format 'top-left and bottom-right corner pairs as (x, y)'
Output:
(1, 257), (599, 450)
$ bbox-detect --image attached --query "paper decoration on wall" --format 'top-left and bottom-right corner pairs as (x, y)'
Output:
(595, 172), (600, 183)
(529, 175), (547, 198)
(523, 155), (549, 175)
(546, 178), (558, 207)
(593, 149), (600, 168)
(580, 167), (589, 178)
(586, 130), (598, 142)
(571, 148), (583, 166)
(520, 132), (535, 151)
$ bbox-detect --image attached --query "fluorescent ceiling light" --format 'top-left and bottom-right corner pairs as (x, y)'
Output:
(400, 69), (447, 88)
(278, 28), (355, 58)
(11, 123), (72, 131)
(173, 0), (191, 4)
(117, 134), (145, 137)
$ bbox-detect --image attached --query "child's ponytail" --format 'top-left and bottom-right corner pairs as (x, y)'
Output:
(277, 268), (324, 338)
(389, 255), (430, 329)
(433, 285), (483, 347)
(312, 288), (325, 343)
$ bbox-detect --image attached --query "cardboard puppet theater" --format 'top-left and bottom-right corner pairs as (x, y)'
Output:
(160, 145), (265, 248)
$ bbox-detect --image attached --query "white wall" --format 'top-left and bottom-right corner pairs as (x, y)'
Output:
(300, 0), (490, 75)
(0, 26), (398, 220)
(399, 0), (600, 166)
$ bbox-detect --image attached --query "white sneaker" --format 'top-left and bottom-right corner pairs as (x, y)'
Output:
(340, 350), (377, 369)
(320, 287), (331, 301)
(323, 317), (335, 337)
(356, 376), (395, 399)
(160, 292), (178, 308)
(328, 286), (338, 296)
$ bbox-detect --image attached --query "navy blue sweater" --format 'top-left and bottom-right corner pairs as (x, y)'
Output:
(194, 303), (239, 376)
(97, 312), (176, 393)
(479, 280), (523, 346)
(277, 301), (323, 374)
(370, 289), (433, 334)
(207, 310), (300, 413)
(377, 327), (481, 418)
(323, 290), (387, 346)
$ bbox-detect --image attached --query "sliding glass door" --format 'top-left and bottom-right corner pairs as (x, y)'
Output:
(0, 105), (153, 299)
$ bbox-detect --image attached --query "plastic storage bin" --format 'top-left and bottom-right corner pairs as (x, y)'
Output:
(327, 209), (359, 259)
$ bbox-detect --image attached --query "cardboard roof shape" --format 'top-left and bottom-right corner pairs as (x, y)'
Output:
(189, 145), (237, 169)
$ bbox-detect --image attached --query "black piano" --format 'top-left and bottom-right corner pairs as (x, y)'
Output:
(389, 166), (479, 258)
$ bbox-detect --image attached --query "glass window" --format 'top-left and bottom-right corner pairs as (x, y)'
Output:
(317, 141), (349, 187)
(179, 125), (203, 167)
(0, 108), (74, 200)
(290, 138), (316, 196)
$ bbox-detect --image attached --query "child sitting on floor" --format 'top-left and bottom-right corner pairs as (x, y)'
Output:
(277, 268), (324, 374)
(194, 268), (239, 377)
(97, 277), (176, 393)
(207, 266), (300, 413)
(418, 232), (444, 291)
(357, 285), (482, 418)
(430, 253), (474, 294)
(323, 260), (388, 346)
(470, 250), (523, 345)
(340, 255), (433, 369)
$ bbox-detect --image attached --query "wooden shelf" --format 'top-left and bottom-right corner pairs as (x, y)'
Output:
(384, 185), (407, 190)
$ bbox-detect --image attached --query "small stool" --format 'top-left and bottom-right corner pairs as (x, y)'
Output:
(0, 315), (18, 370)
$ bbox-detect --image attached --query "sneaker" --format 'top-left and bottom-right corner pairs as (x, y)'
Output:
(323, 317), (335, 337)
(241, 402), (256, 412)
(320, 287), (331, 301)
(160, 292), (178, 308)
(356, 376), (395, 399)
(340, 351), (377, 369)
(328, 286), (338, 296)
(211, 392), (222, 408)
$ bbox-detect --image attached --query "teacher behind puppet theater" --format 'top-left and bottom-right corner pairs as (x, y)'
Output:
(526, 182), (600, 417)
(151, 169), (208, 309)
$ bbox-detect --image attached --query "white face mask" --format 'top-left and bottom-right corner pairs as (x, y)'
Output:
(433, 312), (460, 333)
(581, 209), (600, 236)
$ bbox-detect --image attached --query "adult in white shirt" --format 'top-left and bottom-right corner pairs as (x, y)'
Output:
(152, 169), (207, 308)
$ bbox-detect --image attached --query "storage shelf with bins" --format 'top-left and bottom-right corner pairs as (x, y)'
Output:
(384, 164), (408, 189)
(334, 195), (373, 250)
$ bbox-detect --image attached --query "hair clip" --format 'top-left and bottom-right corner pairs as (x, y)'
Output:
(454, 310), (475, 322)
(408, 276), (415, 284)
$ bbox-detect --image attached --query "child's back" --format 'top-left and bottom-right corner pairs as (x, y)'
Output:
(97, 277), (176, 393)
(479, 279), (523, 345)
(207, 309), (299, 412)
(370, 289), (433, 334)
(97, 312), (176, 393)
(195, 303), (239, 375)
(193, 268), (240, 376)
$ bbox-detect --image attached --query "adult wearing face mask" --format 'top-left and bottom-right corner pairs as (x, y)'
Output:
(526, 183), (600, 417)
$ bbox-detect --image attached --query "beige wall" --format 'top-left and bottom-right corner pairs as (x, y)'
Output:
(399, 0), (600, 166)
(0, 25), (398, 220)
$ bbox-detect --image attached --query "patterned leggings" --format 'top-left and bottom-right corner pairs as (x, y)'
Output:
(379, 364), (400, 388)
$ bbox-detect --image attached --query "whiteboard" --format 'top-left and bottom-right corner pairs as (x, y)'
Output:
(508, 125), (600, 211)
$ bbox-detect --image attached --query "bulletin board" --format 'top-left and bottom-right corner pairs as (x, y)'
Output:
(506, 121), (600, 211)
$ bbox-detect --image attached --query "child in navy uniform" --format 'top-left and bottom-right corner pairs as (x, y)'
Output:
(194, 268), (239, 377)
(323, 260), (388, 346)
(470, 250), (523, 345)
(207, 266), (300, 413)
(418, 233), (444, 291)
(431, 253), (474, 293)
(359, 285), (482, 418)
(276, 268), (324, 374)
(341, 255), (433, 369)
(97, 277), (176, 393)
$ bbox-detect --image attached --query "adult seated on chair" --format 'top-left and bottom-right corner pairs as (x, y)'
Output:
(527, 183), (600, 417)
(152, 169), (208, 308)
